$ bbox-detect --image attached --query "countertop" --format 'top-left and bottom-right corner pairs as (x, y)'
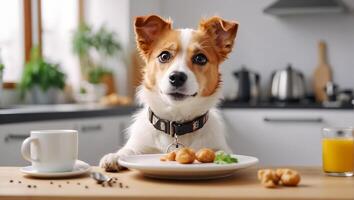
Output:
(221, 101), (354, 109)
(0, 104), (137, 124)
(0, 101), (352, 125)
(0, 167), (353, 200)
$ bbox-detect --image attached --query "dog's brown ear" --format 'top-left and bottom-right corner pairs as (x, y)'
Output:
(134, 15), (172, 58)
(199, 16), (238, 61)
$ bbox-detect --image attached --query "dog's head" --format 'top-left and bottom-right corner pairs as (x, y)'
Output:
(135, 15), (238, 106)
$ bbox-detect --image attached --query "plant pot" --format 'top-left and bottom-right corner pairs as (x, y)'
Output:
(101, 73), (117, 95)
(92, 83), (106, 100)
(30, 86), (60, 104)
(0, 82), (20, 107)
(74, 82), (107, 103)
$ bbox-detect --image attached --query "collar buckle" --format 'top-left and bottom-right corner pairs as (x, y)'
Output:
(168, 121), (176, 137)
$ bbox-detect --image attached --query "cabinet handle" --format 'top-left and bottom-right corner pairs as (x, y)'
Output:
(4, 134), (30, 143)
(80, 124), (102, 133)
(264, 117), (323, 123)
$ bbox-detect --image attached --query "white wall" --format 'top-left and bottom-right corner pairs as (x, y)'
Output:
(84, 0), (162, 96)
(87, 0), (354, 98)
(42, 0), (80, 89)
(0, 0), (24, 82)
(85, 0), (130, 95)
(129, 0), (162, 46)
(157, 0), (354, 98)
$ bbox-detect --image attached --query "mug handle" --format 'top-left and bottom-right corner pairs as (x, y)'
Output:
(21, 137), (39, 162)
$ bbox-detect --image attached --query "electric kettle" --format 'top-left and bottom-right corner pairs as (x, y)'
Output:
(233, 66), (260, 102)
(269, 64), (306, 102)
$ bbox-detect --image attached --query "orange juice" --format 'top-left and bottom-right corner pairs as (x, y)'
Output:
(322, 138), (354, 173)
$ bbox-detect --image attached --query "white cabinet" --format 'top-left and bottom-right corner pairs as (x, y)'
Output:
(222, 109), (354, 166)
(74, 116), (130, 165)
(0, 116), (131, 166)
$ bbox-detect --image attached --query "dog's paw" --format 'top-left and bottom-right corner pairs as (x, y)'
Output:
(99, 153), (121, 172)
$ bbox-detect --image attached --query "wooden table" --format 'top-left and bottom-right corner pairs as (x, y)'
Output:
(0, 167), (353, 200)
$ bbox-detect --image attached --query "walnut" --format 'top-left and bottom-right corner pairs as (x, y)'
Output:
(258, 168), (301, 188)
(276, 168), (301, 186)
(257, 169), (280, 188)
(263, 179), (277, 188)
(175, 148), (196, 164)
(196, 148), (216, 163)
(160, 151), (176, 161)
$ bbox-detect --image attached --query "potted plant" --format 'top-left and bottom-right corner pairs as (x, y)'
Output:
(72, 23), (121, 101)
(19, 47), (66, 104)
(72, 23), (95, 79)
(85, 67), (111, 102)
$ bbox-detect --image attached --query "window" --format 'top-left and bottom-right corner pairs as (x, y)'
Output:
(0, 0), (24, 82)
(41, 0), (80, 87)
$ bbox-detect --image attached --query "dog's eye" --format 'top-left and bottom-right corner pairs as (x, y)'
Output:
(158, 51), (171, 63)
(192, 53), (208, 66)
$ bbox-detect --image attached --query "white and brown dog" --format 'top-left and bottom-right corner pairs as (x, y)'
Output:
(100, 15), (238, 171)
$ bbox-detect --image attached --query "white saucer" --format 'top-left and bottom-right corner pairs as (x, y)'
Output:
(20, 160), (91, 178)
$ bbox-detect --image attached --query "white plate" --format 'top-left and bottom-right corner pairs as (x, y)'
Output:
(119, 154), (258, 180)
(20, 160), (91, 178)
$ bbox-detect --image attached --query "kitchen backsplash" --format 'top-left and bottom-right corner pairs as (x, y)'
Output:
(128, 0), (354, 99)
(80, 0), (354, 99)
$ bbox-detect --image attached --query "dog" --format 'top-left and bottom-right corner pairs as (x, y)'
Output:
(100, 15), (238, 171)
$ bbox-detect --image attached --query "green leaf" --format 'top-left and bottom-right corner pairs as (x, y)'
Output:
(88, 67), (112, 84)
(92, 25), (121, 56)
(19, 46), (66, 98)
(72, 23), (94, 57)
(80, 87), (87, 94)
(214, 151), (238, 164)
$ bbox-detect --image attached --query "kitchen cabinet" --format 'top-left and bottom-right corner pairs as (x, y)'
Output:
(0, 116), (131, 166)
(74, 116), (130, 165)
(221, 109), (354, 166)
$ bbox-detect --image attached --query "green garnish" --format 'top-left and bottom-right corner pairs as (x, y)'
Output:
(214, 151), (238, 164)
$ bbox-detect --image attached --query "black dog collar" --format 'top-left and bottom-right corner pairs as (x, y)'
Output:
(148, 108), (209, 137)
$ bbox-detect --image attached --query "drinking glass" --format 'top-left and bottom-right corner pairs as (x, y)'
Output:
(322, 127), (354, 177)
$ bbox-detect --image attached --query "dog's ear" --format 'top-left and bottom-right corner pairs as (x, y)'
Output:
(199, 16), (238, 61)
(134, 15), (172, 58)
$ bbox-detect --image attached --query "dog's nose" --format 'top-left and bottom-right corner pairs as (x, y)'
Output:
(169, 71), (187, 87)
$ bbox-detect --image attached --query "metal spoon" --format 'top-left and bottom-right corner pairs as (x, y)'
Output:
(90, 172), (112, 184)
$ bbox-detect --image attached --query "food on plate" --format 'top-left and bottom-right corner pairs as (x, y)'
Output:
(160, 148), (239, 165)
(276, 168), (301, 186)
(257, 169), (280, 188)
(196, 148), (216, 163)
(175, 148), (196, 164)
(258, 168), (301, 188)
(160, 151), (176, 161)
(214, 151), (238, 164)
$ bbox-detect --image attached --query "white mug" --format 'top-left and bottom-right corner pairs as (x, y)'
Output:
(21, 130), (78, 172)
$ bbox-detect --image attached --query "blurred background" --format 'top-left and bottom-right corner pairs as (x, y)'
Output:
(1, 0), (354, 105)
(0, 0), (353, 166)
